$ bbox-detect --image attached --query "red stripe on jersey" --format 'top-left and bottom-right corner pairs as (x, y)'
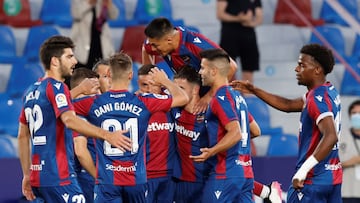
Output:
(113, 160), (136, 186)
(73, 96), (97, 117)
(248, 112), (254, 123)
(147, 111), (171, 178)
(330, 158), (342, 185)
(19, 107), (27, 124)
(56, 121), (70, 182)
(30, 154), (41, 186)
(239, 155), (254, 178)
(178, 134), (196, 181)
(215, 151), (227, 179)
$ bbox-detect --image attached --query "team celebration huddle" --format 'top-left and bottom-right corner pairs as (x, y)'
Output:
(17, 12), (342, 203)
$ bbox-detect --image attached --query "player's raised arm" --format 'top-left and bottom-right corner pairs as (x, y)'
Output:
(149, 67), (189, 107)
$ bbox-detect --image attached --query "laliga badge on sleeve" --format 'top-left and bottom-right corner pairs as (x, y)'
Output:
(55, 93), (68, 108)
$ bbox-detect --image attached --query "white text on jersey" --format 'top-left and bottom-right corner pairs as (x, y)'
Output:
(94, 102), (143, 117)
(25, 90), (40, 103)
(147, 122), (174, 132)
(105, 163), (137, 172)
(175, 124), (200, 141)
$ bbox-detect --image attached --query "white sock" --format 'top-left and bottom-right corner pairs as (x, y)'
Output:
(260, 185), (270, 199)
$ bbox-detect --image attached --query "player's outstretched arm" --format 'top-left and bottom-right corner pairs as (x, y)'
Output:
(61, 111), (132, 152)
(149, 67), (189, 107)
(230, 80), (304, 113)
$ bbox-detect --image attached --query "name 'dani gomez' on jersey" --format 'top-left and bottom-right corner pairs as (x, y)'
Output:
(94, 101), (143, 117)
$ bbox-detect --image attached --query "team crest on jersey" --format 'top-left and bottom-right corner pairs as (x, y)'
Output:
(196, 114), (205, 123)
(180, 55), (191, 63)
(55, 93), (68, 108)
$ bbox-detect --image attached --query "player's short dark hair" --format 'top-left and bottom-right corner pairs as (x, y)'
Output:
(138, 64), (156, 76)
(40, 35), (75, 70)
(300, 43), (335, 75)
(92, 58), (110, 72)
(348, 100), (360, 116)
(199, 48), (230, 63)
(144, 17), (174, 39)
(70, 67), (99, 89)
(173, 65), (201, 86)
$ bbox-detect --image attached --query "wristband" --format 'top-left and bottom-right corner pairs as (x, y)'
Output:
(292, 155), (319, 181)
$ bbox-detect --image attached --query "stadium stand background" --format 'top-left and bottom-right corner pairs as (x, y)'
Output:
(1, 0), (360, 202)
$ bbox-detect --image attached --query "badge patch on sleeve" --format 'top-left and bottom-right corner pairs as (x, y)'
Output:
(153, 93), (168, 99)
(55, 93), (68, 108)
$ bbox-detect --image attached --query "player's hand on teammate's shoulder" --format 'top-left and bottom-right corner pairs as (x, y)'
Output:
(193, 94), (211, 115)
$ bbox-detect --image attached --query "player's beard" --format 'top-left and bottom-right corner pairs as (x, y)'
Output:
(59, 61), (73, 80)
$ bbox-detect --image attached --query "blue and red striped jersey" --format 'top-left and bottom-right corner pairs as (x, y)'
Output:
(19, 78), (76, 187)
(145, 26), (221, 72)
(299, 82), (342, 185)
(73, 90), (172, 186)
(205, 86), (254, 180)
(146, 111), (176, 179)
(171, 108), (208, 182)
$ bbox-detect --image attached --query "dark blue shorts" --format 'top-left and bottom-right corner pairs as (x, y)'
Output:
(202, 177), (254, 203)
(32, 182), (84, 202)
(287, 183), (342, 203)
(146, 177), (176, 203)
(174, 180), (204, 203)
(94, 183), (147, 203)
